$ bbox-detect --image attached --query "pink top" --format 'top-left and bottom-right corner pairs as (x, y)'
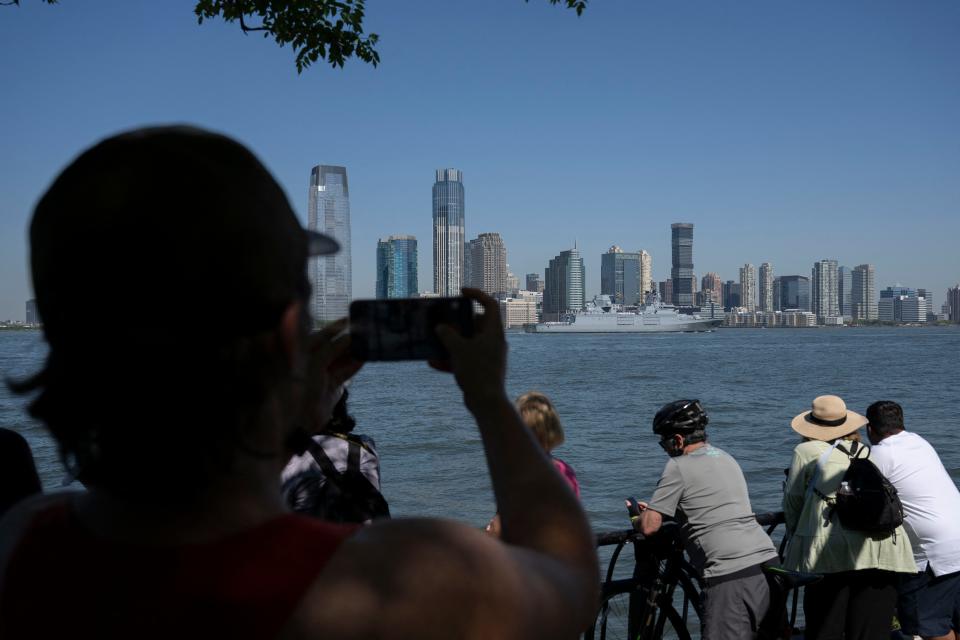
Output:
(552, 457), (581, 497)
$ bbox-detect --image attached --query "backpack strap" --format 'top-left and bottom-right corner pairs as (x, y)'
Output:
(307, 439), (342, 481)
(346, 438), (362, 475)
(805, 441), (841, 502)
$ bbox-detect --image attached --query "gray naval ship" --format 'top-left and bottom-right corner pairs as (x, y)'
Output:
(527, 292), (723, 333)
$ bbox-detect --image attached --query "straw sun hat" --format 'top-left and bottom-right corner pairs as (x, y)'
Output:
(790, 395), (867, 441)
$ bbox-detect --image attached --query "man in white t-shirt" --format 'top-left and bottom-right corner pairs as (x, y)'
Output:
(867, 400), (960, 640)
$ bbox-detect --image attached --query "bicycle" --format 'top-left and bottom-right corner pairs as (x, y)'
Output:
(587, 522), (702, 640)
(586, 510), (819, 640)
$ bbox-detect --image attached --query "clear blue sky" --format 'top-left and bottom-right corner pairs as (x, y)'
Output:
(2, 0), (958, 320)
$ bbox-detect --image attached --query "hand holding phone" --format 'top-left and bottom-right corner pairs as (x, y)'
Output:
(349, 296), (474, 361)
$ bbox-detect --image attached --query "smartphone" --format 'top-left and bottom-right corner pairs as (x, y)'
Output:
(349, 297), (475, 361)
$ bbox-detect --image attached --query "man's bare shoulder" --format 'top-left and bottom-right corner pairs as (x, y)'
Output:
(282, 517), (584, 640)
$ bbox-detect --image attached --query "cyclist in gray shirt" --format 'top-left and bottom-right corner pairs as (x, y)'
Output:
(638, 400), (778, 640)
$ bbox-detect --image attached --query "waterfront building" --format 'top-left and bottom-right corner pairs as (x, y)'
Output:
(949, 285), (960, 323)
(759, 263), (774, 313)
(701, 272), (722, 305)
(466, 232), (507, 296)
(542, 247), (585, 322)
(526, 273), (544, 293)
(505, 271), (520, 295)
(25, 299), (40, 325)
(375, 235), (418, 299)
(639, 250), (653, 297)
(722, 280), (742, 311)
(659, 279), (674, 305)
(851, 264), (877, 321)
(600, 245), (642, 305)
(739, 263), (757, 312)
(670, 223), (694, 306)
(432, 168), (465, 296)
(838, 266), (852, 318)
(878, 287), (929, 324)
(775, 275), (811, 312)
(308, 165), (351, 323)
(782, 310), (818, 327)
(499, 298), (539, 328)
(811, 259), (839, 322)
(699, 300), (724, 319)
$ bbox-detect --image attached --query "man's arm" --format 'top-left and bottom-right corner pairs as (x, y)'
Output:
(288, 289), (598, 639)
(639, 505), (663, 537)
(641, 459), (682, 538)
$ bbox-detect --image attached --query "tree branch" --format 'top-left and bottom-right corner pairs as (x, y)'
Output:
(238, 13), (268, 32)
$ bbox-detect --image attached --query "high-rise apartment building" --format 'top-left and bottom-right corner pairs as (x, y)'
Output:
(670, 223), (694, 306)
(308, 165), (351, 323)
(376, 235), (418, 299)
(837, 266), (852, 318)
(526, 273), (544, 293)
(775, 275), (811, 311)
(432, 168), (465, 296)
(851, 264), (877, 321)
(759, 262), (774, 312)
(739, 263), (757, 312)
(639, 250), (653, 298)
(600, 245), (641, 305)
(722, 280), (741, 311)
(948, 285), (960, 323)
(811, 259), (839, 321)
(701, 272), (722, 305)
(465, 232), (507, 295)
(25, 299), (40, 325)
(542, 247), (585, 322)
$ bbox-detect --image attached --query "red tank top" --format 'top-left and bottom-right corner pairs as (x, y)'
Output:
(0, 502), (356, 639)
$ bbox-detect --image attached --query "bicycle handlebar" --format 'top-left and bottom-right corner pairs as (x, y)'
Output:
(595, 511), (786, 547)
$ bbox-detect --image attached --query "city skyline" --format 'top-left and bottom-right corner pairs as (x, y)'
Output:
(1, 1), (958, 321)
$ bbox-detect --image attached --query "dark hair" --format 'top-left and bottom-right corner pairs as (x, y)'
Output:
(323, 388), (356, 434)
(866, 401), (904, 438)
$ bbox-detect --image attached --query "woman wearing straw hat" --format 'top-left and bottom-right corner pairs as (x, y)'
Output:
(783, 395), (915, 639)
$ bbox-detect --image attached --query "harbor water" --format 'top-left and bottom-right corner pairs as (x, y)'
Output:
(2, 327), (959, 535)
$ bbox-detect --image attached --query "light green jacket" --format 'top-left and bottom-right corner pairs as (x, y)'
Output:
(782, 439), (916, 575)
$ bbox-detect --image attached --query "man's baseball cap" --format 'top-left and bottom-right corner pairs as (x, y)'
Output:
(29, 126), (337, 349)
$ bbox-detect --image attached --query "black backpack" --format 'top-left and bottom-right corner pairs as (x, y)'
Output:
(306, 437), (391, 524)
(830, 442), (904, 534)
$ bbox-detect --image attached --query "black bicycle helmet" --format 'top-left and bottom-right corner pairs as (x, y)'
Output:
(652, 399), (709, 435)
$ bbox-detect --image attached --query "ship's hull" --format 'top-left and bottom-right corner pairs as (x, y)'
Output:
(527, 317), (722, 333)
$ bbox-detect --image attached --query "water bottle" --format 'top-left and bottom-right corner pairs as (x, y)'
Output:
(838, 481), (853, 497)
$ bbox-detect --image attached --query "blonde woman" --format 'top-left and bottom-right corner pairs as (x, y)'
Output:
(486, 392), (580, 536)
(783, 395), (915, 639)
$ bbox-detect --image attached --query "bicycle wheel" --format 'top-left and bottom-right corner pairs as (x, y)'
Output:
(594, 589), (634, 640)
(652, 604), (693, 640)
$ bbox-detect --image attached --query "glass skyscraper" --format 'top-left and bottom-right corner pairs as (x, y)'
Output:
(600, 246), (641, 305)
(837, 266), (853, 318)
(432, 169), (465, 296)
(543, 247), (585, 321)
(670, 223), (694, 306)
(308, 165), (351, 323)
(776, 275), (811, 311)
(376, 235), (418, 299)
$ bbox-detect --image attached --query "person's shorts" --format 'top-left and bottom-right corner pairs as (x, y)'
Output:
(898, 567), (960, 637)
